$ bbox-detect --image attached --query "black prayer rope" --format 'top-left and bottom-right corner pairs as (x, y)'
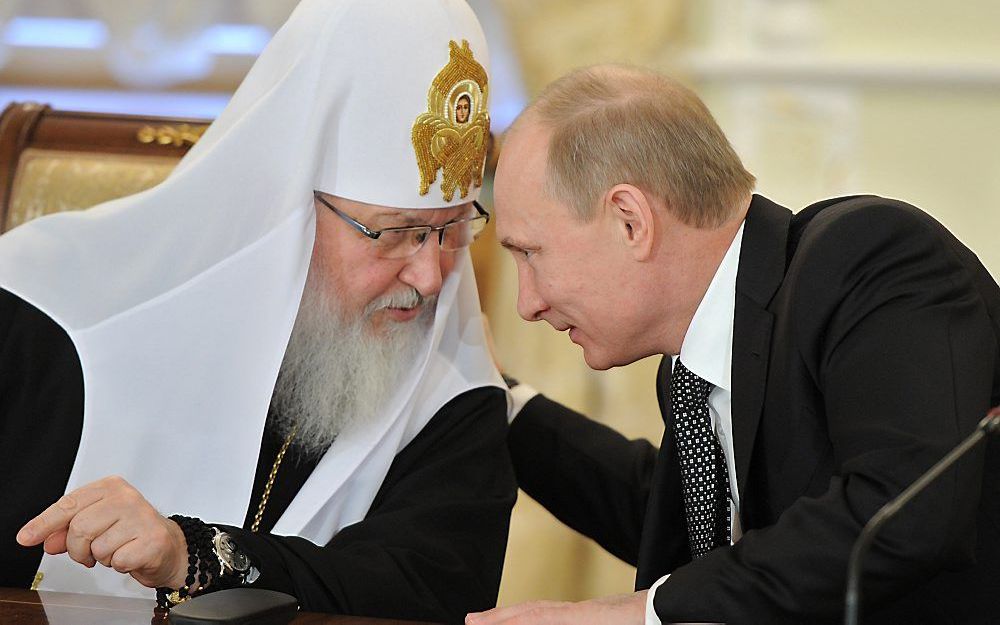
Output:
(155, 515), (217, 610)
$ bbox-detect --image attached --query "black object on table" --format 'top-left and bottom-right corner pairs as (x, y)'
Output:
(168, 588), (298, 625)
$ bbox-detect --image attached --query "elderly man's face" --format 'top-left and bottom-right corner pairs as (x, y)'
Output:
(494, 122), (655, 370)
(496, 120), (745, 365)
(310, 194), (466, 333)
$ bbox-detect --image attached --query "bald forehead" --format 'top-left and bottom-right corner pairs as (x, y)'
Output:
(497, 121), (551, 185)
(505, 108), (547, 145)
(494, 121), (568, 250)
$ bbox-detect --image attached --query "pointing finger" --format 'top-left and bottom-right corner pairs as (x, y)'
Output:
(17, 482), (111, 546)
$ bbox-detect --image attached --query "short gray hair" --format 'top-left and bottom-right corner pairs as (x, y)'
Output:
(514, 64), (755, 228)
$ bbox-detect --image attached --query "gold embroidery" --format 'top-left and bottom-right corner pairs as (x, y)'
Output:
(412, 40), (490, 201)
(30, 571), (43, 591)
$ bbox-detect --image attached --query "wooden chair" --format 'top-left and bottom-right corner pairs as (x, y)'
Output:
(0, 102), (209, 234)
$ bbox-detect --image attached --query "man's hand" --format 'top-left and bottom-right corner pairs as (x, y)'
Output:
(466, 591), (647, 625)
(16, 475), (189, 590)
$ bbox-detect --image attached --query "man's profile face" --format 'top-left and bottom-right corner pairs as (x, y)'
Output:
(493, 122), (651, 370)
(455, 96), (471, 124)
(310, 194), (467, 334)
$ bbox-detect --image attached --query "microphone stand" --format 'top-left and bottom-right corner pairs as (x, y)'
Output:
(844, 407), (1000, 625)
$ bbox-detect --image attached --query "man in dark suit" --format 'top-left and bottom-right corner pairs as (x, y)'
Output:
(467, 64), (1000, 624)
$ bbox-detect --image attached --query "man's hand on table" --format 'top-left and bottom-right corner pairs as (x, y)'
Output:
(16, 475), (189, 589)
(466, 590), (647, 625)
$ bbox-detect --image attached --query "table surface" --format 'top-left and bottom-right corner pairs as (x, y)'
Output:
(0, 588), (436, 625)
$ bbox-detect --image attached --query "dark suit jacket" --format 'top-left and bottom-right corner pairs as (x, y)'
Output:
(510, 195), (1000, 624)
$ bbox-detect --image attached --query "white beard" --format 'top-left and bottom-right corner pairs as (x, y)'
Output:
(269, 271), (435, 459)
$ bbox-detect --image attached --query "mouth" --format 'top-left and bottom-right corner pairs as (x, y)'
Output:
(546, 320), (584, 347)
(384, 304), (422, 322)
(548, 320), (571, 332)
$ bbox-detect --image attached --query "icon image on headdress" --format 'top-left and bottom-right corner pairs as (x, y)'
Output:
(454, 93), (472, 125)
(412, 40), (490, 202)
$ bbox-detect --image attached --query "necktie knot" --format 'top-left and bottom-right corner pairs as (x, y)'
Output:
(670, 360), (714, 403)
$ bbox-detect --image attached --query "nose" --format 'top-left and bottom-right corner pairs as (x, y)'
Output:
(399, 237), (445, 297)
(515, 265), (548, 322)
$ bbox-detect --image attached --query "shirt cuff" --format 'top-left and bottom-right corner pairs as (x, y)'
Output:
(645, 574), (670, 625)
(507, 382), (539, 424)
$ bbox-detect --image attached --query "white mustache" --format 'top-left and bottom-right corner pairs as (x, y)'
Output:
(367, 288), (430, 314)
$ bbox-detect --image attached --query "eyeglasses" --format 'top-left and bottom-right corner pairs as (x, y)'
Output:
(313, 192), (490, 259)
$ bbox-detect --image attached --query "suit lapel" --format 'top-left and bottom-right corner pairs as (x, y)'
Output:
(731, 195), (791, 499)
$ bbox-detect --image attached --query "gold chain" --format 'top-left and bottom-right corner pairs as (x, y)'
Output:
(250, 426), (298, 533)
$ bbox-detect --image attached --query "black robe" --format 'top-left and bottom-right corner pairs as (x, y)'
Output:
(0, 288), (516, 624)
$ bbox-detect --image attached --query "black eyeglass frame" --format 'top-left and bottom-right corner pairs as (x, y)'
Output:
(313, 192), (490, 252)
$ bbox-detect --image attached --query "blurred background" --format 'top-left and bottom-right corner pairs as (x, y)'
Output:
(2, 0), (998, 607)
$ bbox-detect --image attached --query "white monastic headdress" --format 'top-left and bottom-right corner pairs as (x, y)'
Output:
(0, 0), (500, 597)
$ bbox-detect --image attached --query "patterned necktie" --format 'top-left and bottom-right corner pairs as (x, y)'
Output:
(670, 359), (732, 559)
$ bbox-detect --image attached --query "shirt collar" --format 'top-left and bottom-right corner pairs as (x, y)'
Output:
(676, 221), (745, 392)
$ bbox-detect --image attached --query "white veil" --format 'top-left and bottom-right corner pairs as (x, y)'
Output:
(0, 0), (500, 597)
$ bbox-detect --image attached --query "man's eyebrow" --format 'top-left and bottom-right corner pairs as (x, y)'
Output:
(376, 212), (418, 226)
(367, 212), (425, 228)
(374, 208), (469, 228)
